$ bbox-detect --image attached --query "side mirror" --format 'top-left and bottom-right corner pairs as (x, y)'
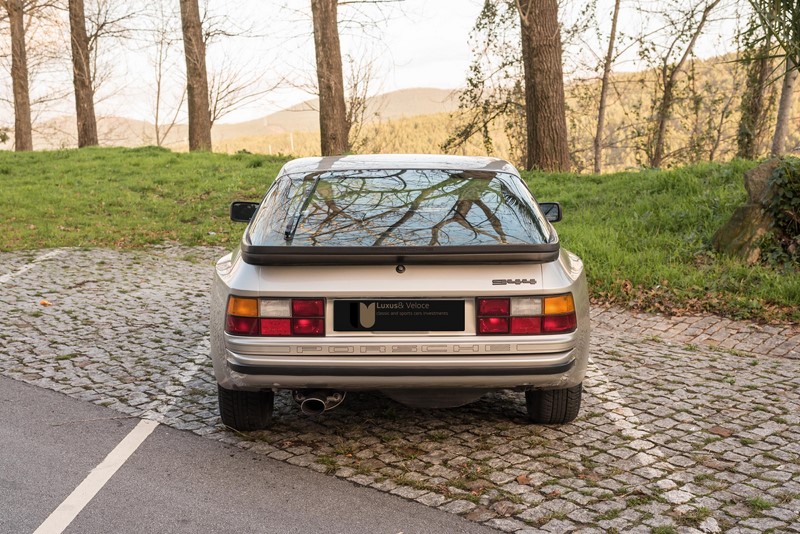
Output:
(230, 201), (259, 222)
(539, 202), (562, 223)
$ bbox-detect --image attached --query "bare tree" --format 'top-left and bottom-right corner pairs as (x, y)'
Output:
(516, 0), (570, 171)
(441, 1), (529, 166)
(3, 0), (33, 150)
(344, 52), (383, 151)
(748, 0), (799, 67)
(179, 0), (211, 151)
(208, 58), (278, 127)
(68, 0), (98, 146)
(646, 0), (721, 168)
(772, 56), (798, 155)
(83, 0), (136, 101)
(737, 49), (773, 158)
(147, 0), (184, 147)
(745, 0), (799, 156)
(593, 0), (621, 173)
(311, 0), (348, 155)
(736, 9), (775, 160)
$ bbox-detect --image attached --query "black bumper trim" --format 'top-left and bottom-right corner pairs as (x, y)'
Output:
(229, 359), (575, 377)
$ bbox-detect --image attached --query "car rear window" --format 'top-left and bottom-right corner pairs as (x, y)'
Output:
(246, 169), (551, 247)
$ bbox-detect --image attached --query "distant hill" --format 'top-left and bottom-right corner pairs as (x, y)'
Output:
(29, 87), (460, 150)
(214, 54), (800, 170)
(21, 58), (800, 171)
(218, 87), (459, 140)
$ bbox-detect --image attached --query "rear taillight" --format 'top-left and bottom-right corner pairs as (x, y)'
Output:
(226, 296), (325, 336)
(476, 294), (577, 335)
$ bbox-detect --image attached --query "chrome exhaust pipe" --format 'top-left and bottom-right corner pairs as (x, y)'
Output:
(292, 390), (346, 415)
(300, 397), (326, 415)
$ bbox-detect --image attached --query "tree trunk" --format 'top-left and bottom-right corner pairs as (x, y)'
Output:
(650, 73), (676, 168)
(311, 0), (349, 156)
(650, 0), (720, 168)
(593, 0), (621, 174)
(7, 0), (33, 151)
(68, 0), (98, 147)
(179, 0), (212, 151)
(771, 56), (798, 156)
(517, 0), (570, 171)
(737, 51), (772, 159)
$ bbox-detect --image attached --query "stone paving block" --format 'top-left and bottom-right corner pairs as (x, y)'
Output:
(1, 247), (799, 534)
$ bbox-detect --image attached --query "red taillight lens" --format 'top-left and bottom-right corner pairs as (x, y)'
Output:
(227, 297), (325, 336)
(510, 317), (542, 335)
(543, 313), (577, 333)
(226, 315), (259, 335)
(478, 317), (509, 334)
(292, 299), (324, 317)
(478, 298), (510, 316)
(477, 294), (576, 336)
(292, 318), (324, 335)
(260, 318), (292, 336)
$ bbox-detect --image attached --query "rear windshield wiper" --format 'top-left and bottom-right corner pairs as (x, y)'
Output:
(284, 174), (322, 241)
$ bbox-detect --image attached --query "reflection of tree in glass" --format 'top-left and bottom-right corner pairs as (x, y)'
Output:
(289, 170), (541, 247)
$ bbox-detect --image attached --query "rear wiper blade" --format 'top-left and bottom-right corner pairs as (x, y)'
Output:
(284, 174), (322, 241)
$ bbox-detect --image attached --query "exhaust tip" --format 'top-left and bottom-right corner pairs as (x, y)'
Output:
(300, 398), (326, 416)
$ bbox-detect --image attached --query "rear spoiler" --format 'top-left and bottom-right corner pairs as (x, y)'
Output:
(240, 242), (560, 266)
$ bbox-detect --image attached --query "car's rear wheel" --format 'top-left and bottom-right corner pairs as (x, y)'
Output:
(218, 384), (274, 431)
(525, 383), (582, 424)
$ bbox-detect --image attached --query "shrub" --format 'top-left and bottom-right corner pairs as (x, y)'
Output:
(765, 157), (800, 263)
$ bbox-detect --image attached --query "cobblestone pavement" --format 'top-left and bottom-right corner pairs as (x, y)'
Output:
(591, 307), (800, 360)
(1, 247), (799, 533)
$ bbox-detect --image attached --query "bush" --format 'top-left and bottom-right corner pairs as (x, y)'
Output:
(765, 157), (800, 262)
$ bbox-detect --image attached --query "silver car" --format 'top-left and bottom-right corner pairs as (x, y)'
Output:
(210, 155), (590, 431)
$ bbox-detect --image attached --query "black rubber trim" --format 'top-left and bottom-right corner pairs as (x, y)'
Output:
(229, 359), (574, 376)
(240, 242), (560, 266)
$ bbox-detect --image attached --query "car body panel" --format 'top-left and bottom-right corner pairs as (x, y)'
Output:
(210, 250), (590, 392)
(209, 155), (590, 403)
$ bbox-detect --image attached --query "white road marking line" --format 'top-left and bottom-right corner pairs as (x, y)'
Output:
(33, 419), (159, 534)
(0, 249), (64, 284)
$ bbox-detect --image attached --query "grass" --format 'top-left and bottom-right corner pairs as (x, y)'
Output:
(747, 496), (774, 511)
(0, 146), (284, 250)
(527, 160), (800, 322)
(1, 148), (797, 322)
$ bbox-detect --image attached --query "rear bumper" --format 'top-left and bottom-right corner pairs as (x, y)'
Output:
(218, 333), (588, 390)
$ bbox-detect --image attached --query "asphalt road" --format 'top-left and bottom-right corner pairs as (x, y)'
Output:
(0, 376), (496, 534)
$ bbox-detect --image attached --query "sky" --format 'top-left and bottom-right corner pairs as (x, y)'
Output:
(200, 0), (739, 125)
(1, 0), (742, 127)
(121, 0), (487, 125)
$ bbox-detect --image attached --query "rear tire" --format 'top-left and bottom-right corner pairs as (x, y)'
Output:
(525, 383), (582, 424)
(218, 384), (274, 431)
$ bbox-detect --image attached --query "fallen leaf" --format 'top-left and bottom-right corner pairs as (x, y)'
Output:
(709, 425), (734, 438)
(516, 474), (529, 485)
(39, 299), (52, 307)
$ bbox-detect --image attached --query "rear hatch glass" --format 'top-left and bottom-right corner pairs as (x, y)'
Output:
(247, 169), (552, 247)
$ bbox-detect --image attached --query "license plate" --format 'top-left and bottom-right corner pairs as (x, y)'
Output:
(333, 299), (465, 332)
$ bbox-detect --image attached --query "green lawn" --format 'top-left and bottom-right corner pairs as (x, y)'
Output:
(0, 146), (283, 249)
(1, 147), (797, 322)
(526, 161), (800, 322)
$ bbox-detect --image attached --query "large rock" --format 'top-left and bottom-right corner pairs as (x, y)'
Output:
(711, 204), (772, 264)
(744, 158), (779, 204)
(712, 159), (779, 265)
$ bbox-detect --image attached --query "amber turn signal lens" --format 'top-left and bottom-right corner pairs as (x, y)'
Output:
(543, 294), (574, 315)
(227, 296), (259, 317)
